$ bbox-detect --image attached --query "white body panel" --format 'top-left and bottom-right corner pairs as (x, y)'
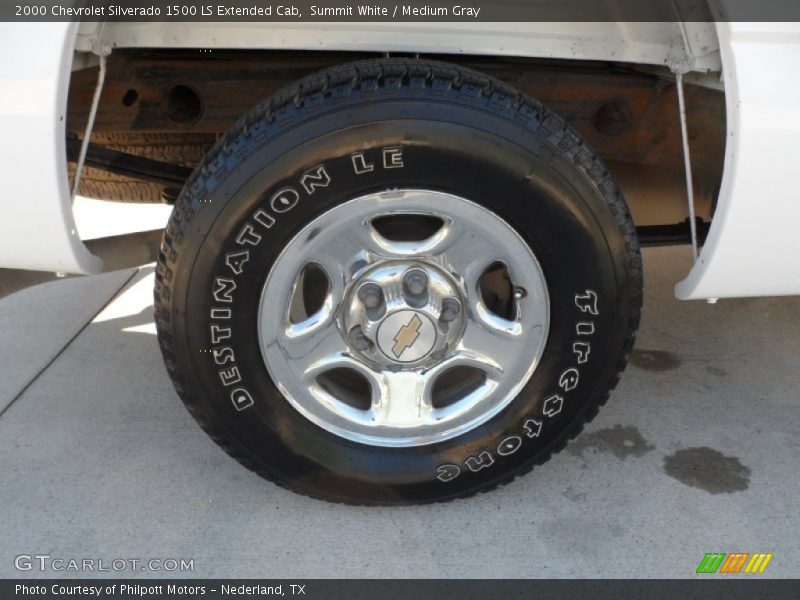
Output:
(83, 21), (721, 71)
(0, 23), (102, 274)
(676, 22), (800, 298)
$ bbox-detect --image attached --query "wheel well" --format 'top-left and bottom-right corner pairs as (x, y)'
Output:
(66, 49), (725, 240)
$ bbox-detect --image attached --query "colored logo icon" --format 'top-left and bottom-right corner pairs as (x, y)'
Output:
(696, 552), (773, 574)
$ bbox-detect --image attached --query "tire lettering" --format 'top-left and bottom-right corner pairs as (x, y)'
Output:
(497, 435), (522, 456)
(225, 250), (249, 276)
(435, 464), (461, 482)
(210, 308), (231, 320)
(212, 346), (235, 366)
(542, 394), (564, 418)
(270, 187), (300, 213)
(572, 341), (590, 364)
(558, 367), (579, 392)
(436, 287), (601, 481)
(351, 152), (375, 174)
(253, 208), (276, 228)
(383, 147), (404, 169)
(575, 290), (599, 315)
(219, 366), (242, 387)
(212, 154), (421, 432)
(300, 165), (331, 195)
(464, 450), (495, 472)
(210, 324), (231, 345)
(522, 418), (542, 439)
(213, 278), (236, 303)
(231, 388), (254, 411)
(236, 223), (261, 247)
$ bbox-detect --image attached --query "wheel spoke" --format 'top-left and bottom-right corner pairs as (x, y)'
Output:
(429, 220), (505, 290)
(309, 223), (374, 287)
(280, 320), (353, 382)
(457, 310), (524, 377)
(433, 218), (549, 351)
(368, 370), (432, 427)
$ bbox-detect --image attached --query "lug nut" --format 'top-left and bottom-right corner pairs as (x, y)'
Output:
(357, 282), (384, 309)
(349, 326), (371, 351)
(440, 297), (462, 322)
(403, 267), (428, 296)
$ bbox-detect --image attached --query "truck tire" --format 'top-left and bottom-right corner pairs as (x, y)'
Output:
(154, 58), (642, 505)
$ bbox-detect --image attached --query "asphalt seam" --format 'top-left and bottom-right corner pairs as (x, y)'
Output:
(0, 268), (140, 421)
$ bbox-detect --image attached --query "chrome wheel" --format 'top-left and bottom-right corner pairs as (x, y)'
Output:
(258, 189), (549, 447)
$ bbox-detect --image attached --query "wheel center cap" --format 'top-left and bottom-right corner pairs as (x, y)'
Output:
(376, 310), (437, 363)
(342, 260), (466, 369)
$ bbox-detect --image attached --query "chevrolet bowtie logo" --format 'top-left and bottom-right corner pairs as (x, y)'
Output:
(392, 314), (423, 358)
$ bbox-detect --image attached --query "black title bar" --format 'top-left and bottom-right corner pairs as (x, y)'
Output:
(4, 579), (800, 600)
(4, 0), (800, 22)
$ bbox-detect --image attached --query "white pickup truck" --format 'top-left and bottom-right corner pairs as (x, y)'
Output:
(1, 18), (798, 504)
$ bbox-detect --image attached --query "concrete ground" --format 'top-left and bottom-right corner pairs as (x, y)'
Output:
(0, 200), (798, 578)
